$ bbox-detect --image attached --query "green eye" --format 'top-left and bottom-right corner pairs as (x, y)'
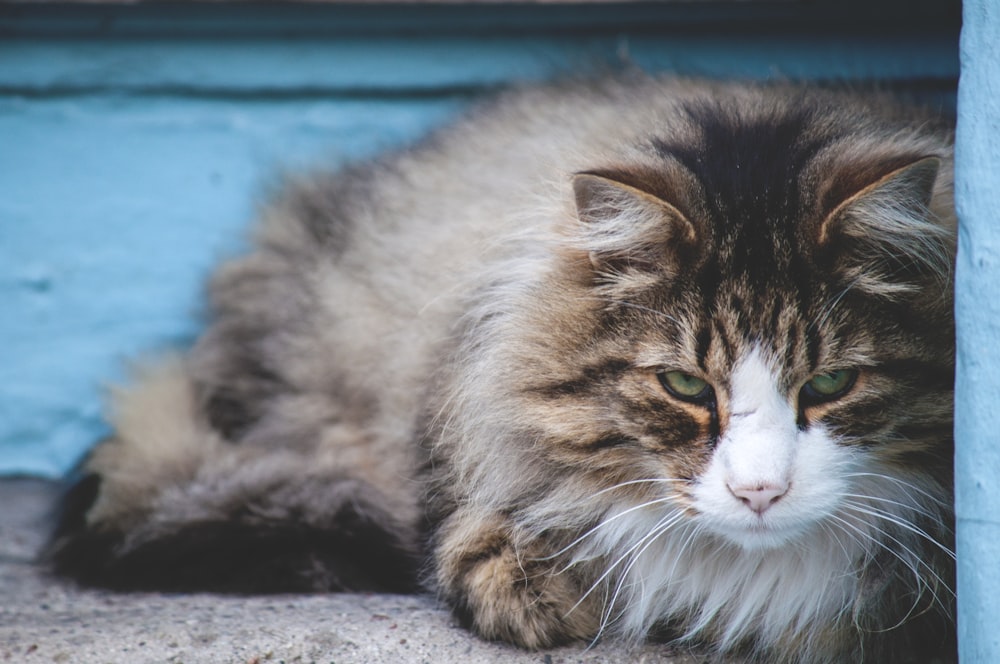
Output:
(802, 369), (858, 403)
(658, 371), (713, 402)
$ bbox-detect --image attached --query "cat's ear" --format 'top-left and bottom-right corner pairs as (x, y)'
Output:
(572, 172), (698, 275)
(817, 156), (952, 296)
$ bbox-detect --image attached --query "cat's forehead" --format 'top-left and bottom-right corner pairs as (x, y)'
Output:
(654, 98), (833, 219)
(647, 99), (846, 261)
(628, 263), (859, 381)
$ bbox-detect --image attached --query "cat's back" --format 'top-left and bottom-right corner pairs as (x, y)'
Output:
(222, 78), (709, 415)
(258, 79), (721, 331)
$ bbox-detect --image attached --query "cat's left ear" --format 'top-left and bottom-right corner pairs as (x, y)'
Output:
(817, 156), (953, 295)
(572, 172), (698, 275)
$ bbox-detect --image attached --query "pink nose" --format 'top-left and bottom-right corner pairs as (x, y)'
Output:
(729, 483), (788, 514)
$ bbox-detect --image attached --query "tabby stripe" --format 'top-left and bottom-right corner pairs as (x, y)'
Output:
(527, 358), (631, 397)
(584, 434), (641, 451)
(696, 326), (712, 371)
(712, 317), (735, 367)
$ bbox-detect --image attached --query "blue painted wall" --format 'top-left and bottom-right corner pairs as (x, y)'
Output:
(955, 0), (1000, 660)
(0, 4), (962, 478)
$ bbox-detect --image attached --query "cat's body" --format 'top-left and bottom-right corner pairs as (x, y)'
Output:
(49, 78), (956, 663)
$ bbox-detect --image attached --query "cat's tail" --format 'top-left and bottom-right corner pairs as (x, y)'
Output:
(45, 358), (420, 593)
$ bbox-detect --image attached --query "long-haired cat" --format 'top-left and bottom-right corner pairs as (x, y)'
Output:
(48, 77), (956, 663)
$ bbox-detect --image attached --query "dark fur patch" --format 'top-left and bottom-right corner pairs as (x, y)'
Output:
(201, 377), (278, 441)
(655, 99), (833, 227)
(876, 358), (954, 388)
(695, 325), (712, 370)
(273, 164), (379, 258)
(651, 98), (837, 320)
(194, 318), (295, 442)
(48, 475), (420, 594)
(48, 471), (102, 546)
(52, 519), (418, 594)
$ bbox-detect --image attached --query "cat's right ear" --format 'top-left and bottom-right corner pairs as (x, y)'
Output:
(571, 173), (699, 276)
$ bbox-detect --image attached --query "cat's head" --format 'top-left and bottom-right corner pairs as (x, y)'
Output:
(511, 91), (954, 552)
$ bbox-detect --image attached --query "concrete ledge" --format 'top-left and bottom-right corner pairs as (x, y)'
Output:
(0, 479), (700, 664)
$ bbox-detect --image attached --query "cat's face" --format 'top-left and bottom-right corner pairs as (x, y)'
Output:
(515, 98), (954, 554)
(670, 346), (852, 550)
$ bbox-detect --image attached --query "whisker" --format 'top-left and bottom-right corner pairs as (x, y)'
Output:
(539, 493), (683, 563)
(824, 514), (942, 632)
(570, 510), (686, 624)
(835, 509), (950, 592)
(592, 477), (688, 498)
(840, 500), (955, 560)
(663, 520), (705, 585)
(810, 279), (858, 333)
(578, 509), (685, 605)
(811, 265), (893, 334)
(588, 512), (686, 644)
(821, 518), (877, 629)
(817, 521), (864, 591)
(827, 512), (954, 609)
(844, 472), (950, 508)
(840, 492), (938, 521)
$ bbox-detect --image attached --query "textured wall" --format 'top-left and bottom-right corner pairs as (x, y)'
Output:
(0, 4), (961, 478)
(955, 0), (1000, 659)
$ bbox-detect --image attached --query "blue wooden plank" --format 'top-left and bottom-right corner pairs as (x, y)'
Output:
(0, 35), (959, 94)
(954, 0), (1000, 659)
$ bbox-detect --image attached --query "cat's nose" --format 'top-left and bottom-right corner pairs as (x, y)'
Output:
(728, 483), (788, 514)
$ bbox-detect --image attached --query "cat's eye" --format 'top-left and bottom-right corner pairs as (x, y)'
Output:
(800, 369), (858, 404)
(658, 371), (713, 403)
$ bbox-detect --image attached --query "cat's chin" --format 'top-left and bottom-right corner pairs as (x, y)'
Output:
(709, 521), (809, 552)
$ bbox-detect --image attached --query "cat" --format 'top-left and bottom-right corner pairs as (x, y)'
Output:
(48, 77), (956, 663)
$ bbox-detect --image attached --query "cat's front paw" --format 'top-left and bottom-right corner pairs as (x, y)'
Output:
(435, 513), (599, 649)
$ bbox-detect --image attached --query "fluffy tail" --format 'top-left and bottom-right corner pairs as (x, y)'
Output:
(46, 359), (420, 593)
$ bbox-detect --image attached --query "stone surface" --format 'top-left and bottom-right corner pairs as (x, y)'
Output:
(0, 479), (700, 664)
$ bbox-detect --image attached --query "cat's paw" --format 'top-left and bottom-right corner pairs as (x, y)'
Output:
(435, 513), (599, 649)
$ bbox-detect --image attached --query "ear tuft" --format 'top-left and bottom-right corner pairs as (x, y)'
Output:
(571, 172), (698, 275)
(818, 156), (953, 297)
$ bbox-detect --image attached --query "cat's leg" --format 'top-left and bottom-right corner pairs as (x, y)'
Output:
(46, 357), (421, 593)
(432, 508), (601, 649)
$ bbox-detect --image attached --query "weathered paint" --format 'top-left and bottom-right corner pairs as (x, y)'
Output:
(0, 5), (961, 480)
(0, 95), (461, 475)
(955, 0), (1000, 659)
